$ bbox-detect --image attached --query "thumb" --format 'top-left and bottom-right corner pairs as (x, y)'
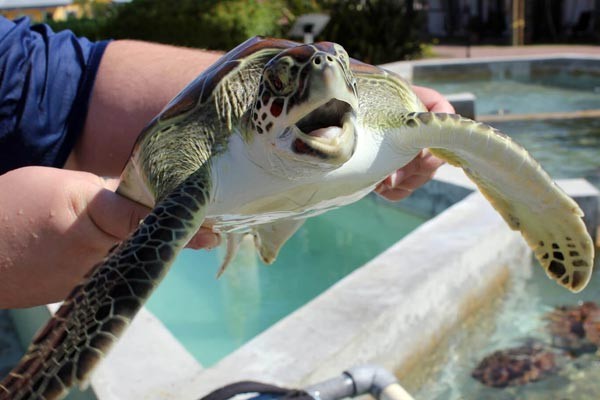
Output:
(86, 178), (152, 240)
(88, 179), (221, 249)
(89, 178), (221, 249)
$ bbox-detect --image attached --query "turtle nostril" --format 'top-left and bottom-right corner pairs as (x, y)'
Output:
(313, 56), (322, 65)
(326, 55), (334, 63)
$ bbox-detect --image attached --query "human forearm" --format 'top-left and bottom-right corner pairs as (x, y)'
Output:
(66, 40), (222, 176)
(0, 165), (220, 308)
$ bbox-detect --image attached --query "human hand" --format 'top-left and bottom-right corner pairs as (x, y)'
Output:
(0, 167), (218, 307)
(374, 85), (455, 201)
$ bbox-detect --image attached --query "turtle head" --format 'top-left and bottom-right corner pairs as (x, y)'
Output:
(249, 42), (358, 170)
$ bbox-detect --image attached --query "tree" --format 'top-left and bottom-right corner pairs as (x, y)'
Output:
(103, 0), (288, 50)
(319, 0), (424, 63)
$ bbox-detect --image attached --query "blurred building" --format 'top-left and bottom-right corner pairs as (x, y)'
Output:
(0, 0), (79, 21)
(0, 0), (129, 22)
(421, 0), (599, 44)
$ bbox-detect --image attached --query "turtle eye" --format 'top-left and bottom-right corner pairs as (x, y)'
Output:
(265, 69), (284, 93)
(271, 76), (283, 91)
(264, 57), (295, 96)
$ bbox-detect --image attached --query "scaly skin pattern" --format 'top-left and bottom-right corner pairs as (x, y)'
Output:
(0, 37), (594, 399)
(397, 112), (593, 291)
(0, 169), (210, 400)
(351, 65), (593, 291)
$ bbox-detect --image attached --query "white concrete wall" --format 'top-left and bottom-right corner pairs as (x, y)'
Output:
(9, 305), (202, 400)
(175, 192), (533, 399)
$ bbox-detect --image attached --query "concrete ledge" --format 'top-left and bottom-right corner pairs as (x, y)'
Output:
(91, 307), (202, 400)
(9, 306), (96, 400)
(397, 165), (599, 243)
(445, 92), (476, 119)
(177, 193), (532, 398)
(9, 304), (202, 400)
(382, 54), (600, 82)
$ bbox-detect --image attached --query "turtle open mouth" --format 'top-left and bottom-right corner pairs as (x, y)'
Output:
(292, 99), (355, 161)
(296, 99), (351, 138)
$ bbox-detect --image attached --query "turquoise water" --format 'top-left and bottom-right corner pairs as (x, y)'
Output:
(411, 67), (600, 398)
(495, 118), (600, 188)
(414, 257), (600, 400)
(148, 66), (599, 368)
(415, 75), (600, 115)
(414, 75), (600, 187)
(147, 195), (424, 366)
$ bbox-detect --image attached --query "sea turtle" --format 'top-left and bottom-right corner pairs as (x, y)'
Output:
(546, 301), (600, 356)
(0, 37), (594, 400)
(471, 341), (560, 388)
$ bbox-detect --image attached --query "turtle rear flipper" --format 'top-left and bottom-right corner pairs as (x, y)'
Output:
(0, 169), (211, 400)
(395, 112), (594, 292)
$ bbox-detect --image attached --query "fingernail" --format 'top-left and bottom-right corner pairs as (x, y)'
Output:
(206, 233), (221, 249)
(390, 170), (405, 187)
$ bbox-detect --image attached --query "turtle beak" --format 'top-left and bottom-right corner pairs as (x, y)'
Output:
(308, 52), (358, 112)
(286, 54), (358, 165)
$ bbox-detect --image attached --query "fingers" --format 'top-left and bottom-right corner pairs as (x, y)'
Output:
(186, 229), (221, 250)
(374, 86), (451, 202)
(86, 185), (152, 241)
(94, 177), (221, 249)
(411, 85), (455, 113)
(375, 150), (445, 201)
(401, 150), (445, 178)
(374, 187), (413, 202)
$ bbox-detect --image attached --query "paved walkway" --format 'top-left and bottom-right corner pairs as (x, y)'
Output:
(431, 44), (599, 59)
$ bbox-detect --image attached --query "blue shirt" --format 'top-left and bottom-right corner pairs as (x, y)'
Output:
(0, 17), (109, 174)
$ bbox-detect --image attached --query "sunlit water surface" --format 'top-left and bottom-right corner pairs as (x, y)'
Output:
(414, 256), (600, 400)
(411, 67), (600, 399)
(147, 196), (424, 366)
(415, 75), (600, 187)
(149, 67), (599, 371)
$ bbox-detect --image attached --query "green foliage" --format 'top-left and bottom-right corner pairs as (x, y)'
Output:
(284, 0), (322, 16)
(319, 0), (425, 64)
(45, 0), (425, 63)
(47, 16), (108, 42)
(200, 0), (288, 49)
(102, 0), (288, 50)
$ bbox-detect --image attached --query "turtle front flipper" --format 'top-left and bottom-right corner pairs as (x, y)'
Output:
(216, 219), (306, 277)
(254, 218), (306, 264)
(393, 112), (594, 293)
(0, 169), (211, 400)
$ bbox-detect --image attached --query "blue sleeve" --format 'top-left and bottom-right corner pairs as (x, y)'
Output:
(0, 16), (110, 174)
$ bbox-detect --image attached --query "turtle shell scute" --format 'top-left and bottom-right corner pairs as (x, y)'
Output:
(471, 342), (559, 388)
(159, 36), (299, 121)
(545, 301), (600, 356)
(349, 58), (385, 75)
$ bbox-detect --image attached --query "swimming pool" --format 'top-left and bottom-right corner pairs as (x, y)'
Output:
(415, 74), (600, 115)
(148, 57), (599, 367)
(412, 255), (600, 400)
(494, 118), (600, 188)
(402, 56), (600, 399)
(146, 195), (425, 366)
(413, 62), (600, 188)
